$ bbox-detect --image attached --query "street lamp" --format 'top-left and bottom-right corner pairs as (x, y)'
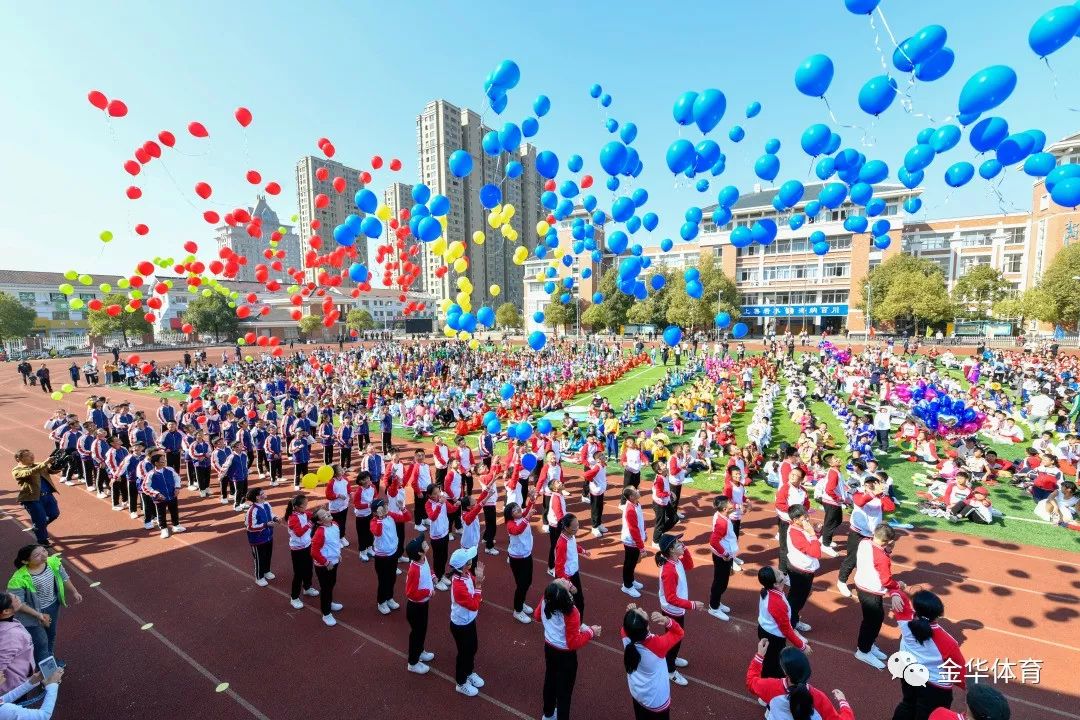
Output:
(1073, 275), (1080, 347)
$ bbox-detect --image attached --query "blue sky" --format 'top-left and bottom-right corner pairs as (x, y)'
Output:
(1, 0), (1078, 278)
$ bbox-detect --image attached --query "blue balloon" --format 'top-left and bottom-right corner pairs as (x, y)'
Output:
(858, 75), (898, 116)
(607, 230), (629, 254)
(415, 216), (441, 242)
(606, 177), (620, 191)
(536, 151), (559, 179)
(823, 132), (842, 155)
(789, 214), (805, 231)
(673, 91), (698, 126)
(600, 93), (612, 107)
(1026, 129), (1047, 154)
(448, 150), (474, 178)
(898, 166), (924, 189)
(1046, 164), (1080, 192)
(801, 123), (832, 156)
(533, 94), (551, 117)
(715, 311), (732, 328)
(834, 148), (860, 170)
(536, 418), (553, 435)
(765, 138), (781, 155)
(623, 146), (641, 175)
(485, 419), (501, 435)
(347, 262), (369, 283)
(611, 197), (635, 223)
(490, 94), (508, 114)
(746, 101), (761, 118)
(666, 139), (696, 174)
(1029, 5), (1080, 57)
(1024, 152), (1057, 177)
(499, 122), (522, 152)
(959, 66), (1017, 115)
(680, 222), (699, 241)
(777, 180), (805, 207)
(730, 226), (753, 248)
(354, 188), (378, 213)
(859, 159), (889, 184)
(359, 216), (382, 239)
(499, 382), (515, 400)
(866, 198), (887, 217)
(915, 48), (955, 82)
(620, 122), (638, 145)
(996, 133), (1035, 165)
(527, 331), (546, 351)
(660, 238), (674, 253)
(978, 159), (1003, 180)
(732, 322), (748, 339)
(754, 154), (780, 182)
(871, 218), (891, 236)
(906, 25), (947, 64)
(795, 54), (834, 97)
(844, 215), (869, 233)
(752, 219), (778, 245)
(844, 0), (880, 13)
(850, 182), (874, 205)
(692, 89), (727, 133)
(564, 155), (582, 174)
(929, 125), (962, 154)
(429, 194), (450, 216)
(712, 206), (732, 227)
(491, 60), (520, 89)
(589, 83), (602, 99)
(481, 131), (502, 156)
(819, 182), (848, 209)
(686, 280), (703, 298)
(916, 127), (935, 145)
(945, 161), (975, 187)
(969, 117), (1009, 153)
(904, 144), (936, 173)
(662, 325), (683, 347)
(642, 212), (659, 232)
(695, 179), (710, 192)
(729, 125), (746, 143)
(521, 117), (539, 138)
(412, 184), (431, 204)
(893, 40), (917, 73)
(1051, 177), (1080, 208)
(685, 206), (703, 224)
(718, 185), (740, 208)
(957, 111), (981, 127)
(903, 197), (923, 214)
(600, 141), (628, 176)
(815, 156), (837, 181)
(873, 235), (892, 250)
(479, 183), (502, 209)
(605, 118), (618, 133)
(506, 160), (523, 179)
(813, 241), (830, 256)
(477, 306), (495, 328)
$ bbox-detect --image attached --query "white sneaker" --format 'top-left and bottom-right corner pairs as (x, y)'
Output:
(407, 662), (429, 674)
(522, 604), (534, 615)
(414, 524), (426, 532)
(821, 545), (839, 558)
(398, 556), (410, 563)
(669, 671), (688, 686)
(590, 528), (602, 538)
(456, 683), (478, 697)
(330, 602), (343, 612)
(708, 607), (730, 620)
(673, 657), (688, 668)
(97, 491), (108, 499)
(467, 673), (485, 688)
(255, 578), (268, 587)
(220, 497), (229, 504)
(597, 525), (609, 534)
(795, 621), (812, 632)
(341, 538), (351, 547)
(448, 533), (455, 541)
(733, 557), (744, 566)
(870, 645), (888, 661)
(160, 528), (170, 539)
(836, 581), (852, 598)
(305, 587), (320, 597)
(112, 505), (122, 511)
(377, 602), (391, 615)
(200, 491), (209, 498)
(436, 580), (449, 591)
(546, 568), (555, 577)
(718, 602), (731, 612)
(290, 598), (304, 609)
(144, 522), (154, 530)
(854, 650), (886, 670)
(387, 599), (400, 610)
(419, 650), (435, 662)
(130, 512), (139, 519)
(172, 525), (187, 533)
(513, 610), (532, 624)
(263, 571), (274, 579)
(632, 580), (644, 590)
(485, 547), (499, 555)
(360, 552), (371, 563)
(396, 568), (402, 575)
(322, 614), (337, 627)
(621, 585), (641, 598)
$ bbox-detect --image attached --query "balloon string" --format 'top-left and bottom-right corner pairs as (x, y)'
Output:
(1043, 57), (1080, 113)
(822, 96), (874, 147)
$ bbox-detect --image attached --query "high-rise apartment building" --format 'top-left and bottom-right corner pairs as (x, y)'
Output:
(382, 182), (418, 291)
(215, 195), (301, 283)
(295, 156), (367, 283)
(416, 100), (543, 312)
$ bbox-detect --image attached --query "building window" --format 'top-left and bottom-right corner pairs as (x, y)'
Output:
(52, 310), (69, 321)
(737, 268), (758, 283)
(1003, 254), (1022, 274)
(821, 290), (850, 304)
(78, 293), (96, 301)
(822, 262), (850, 278)
(960, 231), (993, 247)
(17, 292), (35, 305)
(959, 255), (992, 274)
(1002, 227), (1025, 245)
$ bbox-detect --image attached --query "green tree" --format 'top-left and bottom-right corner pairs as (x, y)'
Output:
(87, 293), (152, 343)
(992, 287), (1054, 330)
(543, 300), (575, 336)
(299, 314), (323, 338)
(0, 291), (36, 346)
(182, 293), (239, 343)
(663, 254), (739, 330)
(952, 265), (1012, 320)
(594, 267), (635, 332)
(875, 271), (952, 334)
(346, 309), (375, 332)
(580, 303), (611, 331)
(858, 254), (944, 327)
(495, 302), (522, 330)
(1032, 244), (1080, 328)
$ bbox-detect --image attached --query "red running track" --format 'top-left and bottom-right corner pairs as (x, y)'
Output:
(2, 351), (1079, 720)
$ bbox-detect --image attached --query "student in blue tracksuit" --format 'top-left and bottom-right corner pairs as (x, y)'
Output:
(211, 438), (235, 506)
(117, 442), (146, 519)
(187, 430), (212, 497)
(238, 419), (256, 472)
(157, 398), (176, 432)
(161, 421), (184, 475)
(381, 408), (394, 453)
(319, 418), (336, 467)
(222, 417), (238, 446)
(338, 419), (355, 470)
(88, 403), (109, 433)
(130, 419), (156, 451)
(356, 412), (370, 451)
(290, 430), (313, 489)
(146, 454), (185, 538)
(265, 426), (283, 486)
(245, 487), (278, 586)
(229, 440), (251, 512)
(77, 423), (97, 491)
(252, 420), (269, 479)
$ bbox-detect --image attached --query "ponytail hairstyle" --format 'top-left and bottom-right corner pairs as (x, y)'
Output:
(780, 647), (814, 720)
(909, 589), (945, 645)
(424, 484), (439, 501)
(622, 609), (649, 675)
(758, 565), (779, 600)
(542, 581), (574, 619)
(245, 487), (262, 504)
(503, 502), (520, 522)
(558, 513), (578, 535)
(283, 494), (306, 522)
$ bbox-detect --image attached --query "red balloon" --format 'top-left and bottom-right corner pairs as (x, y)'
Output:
(359, 171), (372, 184)
(581, 175), (594, 189)
(87, 299), (103, 311)
(389, 158), (402, 171)
(143, 140), (161, 158)
(141, 361), (154, 373)
(194, 181), (212, 199)
(158, 130), (176, 147)
(183, 240), (199, 253)
(371, 155), (383, 169)
(107, 99), (128, 118)
(203, 210), (220, 224)
(134, 148), (151, 164)
(189, 386), (202, 399)
(265, 182), (281, 195)
(135, 224), (149, 236)
(126, 186), (142, 200)
(544, 179), (556, 192)
(246, 170), (261, 184)
(136, 261), (154, 276)
(235, 107), (252, 127)
(188, 121), (208, 138)
(236, 305), (251, 319)
(332, 176), (346, 193)
(314, 193), (329, 209)
(322, 143), (335, 158)
(317, 137), (330, 149)
(129, 275), (144, 288)
(208, 260), (224, 274)
(315, 167), (329, 181)
(123, 160), (140, 176)
(106, 304), (122, 317)
(290, 309), (302, 321)
(88, 90), (108, 110)
(181, 323), (193, 334)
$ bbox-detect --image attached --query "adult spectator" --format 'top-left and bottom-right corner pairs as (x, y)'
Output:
(0, 666), (64, 718)
(16, 361), (32, 386)
(11, 451), (60, 547)
(33, 366), (51, 395)
(7, 545), (82, 664)
(0, 593), (35, 695)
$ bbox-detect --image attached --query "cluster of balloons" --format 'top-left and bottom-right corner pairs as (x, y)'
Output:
(895, 381), (987, 437)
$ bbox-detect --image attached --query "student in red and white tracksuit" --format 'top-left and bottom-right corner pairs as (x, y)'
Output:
(746, 637), (855, 720)
(853, 524), (906, 669)
(723, 466), (749, 540)
(506, 490), (539, 622)
(785, 505), (822, 633)
(838, 476), (895, 596)
(407, 453), (434, 530)
(352, 473), (376, 560)
(404, 534), (437, 674)
(311, 508), (343, 626)
(666, 451), (686, 519)
(775, 468), (810, 574)
(655, 533), (702, 686)
(708, 495), (738, 620)
(534, 578), (598, 720)
(449, 547), (484, 696)
(476, 464), (500, 554)
(650, 461), (674, 546)
(285, 494), (318, 607)
(547, 479), (568, 574)
(892, 589), (966, 720)
(554, 514), (589, 620)
(620, 486), (647, 598)
(432, 437), (451, 488)
(537, 456), (561, 520)
(459, 485), (494, 554)
(819, 454), (850, 550)
(756, 566), (809, 678)
(324, 467), (351, 548)
(456, 438), (475, 496)
(621, 605), (685, 719)
(585, 455), (609, 537)
(371, 498), (412, 614)
(424, 485), (457, 588)
(445, 460), (464, 532)
(621, 440), (644, 493)
(927, 686), (1010, 720)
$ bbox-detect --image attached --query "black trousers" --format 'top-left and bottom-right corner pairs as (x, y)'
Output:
(543, 645), (578, 720)
(293, 462), (309, 488)
(623, 470), (640, 490)
(153, 498), (180, 528)
(81, 458), (95, 488)
(323, 445), (334, 466)
(893, 679), (953, 720)
(483, 506), (497, 549)
(413, 496), (426, 527)
(165, 451), (181, 474)
(623, 546), (641, 589)
(395, 521), (405, 559)
(757, 626), (786, 678)
(788, 570), (813, 626)
(268, 458), (282, 484)
(821, 504), (843, 546)
(632, 700), (669, 720)
(407, 600), (429, 665)
(95, 466), (109, 494)
(374, 555), (397, 604)
(671, 483), (683, 511)
(290, 548), (313, 599)
(652, 503), (675, 544)
(340, 447), (352, 470)
(857, 589), (885, 653)
(185, 459), (197, 487)
(435, 467), (448, 489)
(568, 572), (585, 621)
(876, 429), (890, 451)
(331, 510), (348, 543)
(314, 563), (337, 616)
(195, 466), (211, 492)
(777, 519), (791, 573)
(381, 431), (392, 453)
(251, 542), (273, 580)
(838, 531), (865, 584)
(432, 536), (449, 579)
(233, 480), (248, 509)
(220, 475), (235, 501)
(358, 432), (369, 451)
(509, 555), (532, 612)
(256, 449), (268, 475)
(548, 526), (559, 570)
(356, 514), (373, 553)
(589, 493), (604, 528)
(111, 476), (129, 507)
(710, 554), (732, 609)
(450, 620), (478, 685)
(142, 493), (155, 524)
(127, 481), (140, 515)
(663, 613), (686, 672)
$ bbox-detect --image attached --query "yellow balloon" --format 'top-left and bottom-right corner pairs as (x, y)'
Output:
(503, 204), (516, 219)
(487, 212), (502, 229)
(500, 224), (514, 239)
(453, 258), (468, 273)
(513, 246), (529, 265)
(553, 248), (565, 259)
(439, 298), (453, 312)
(375, 204), (392, 221)
(458, 330), (472, 341)
(61, 383), (74, 393)
(99, 230), (113, 243)
(535, 272), (546, 282)
(468, 339), (480, 350)
(443, 326), (457, 337)
(68, 298), (84, 310)
(456, 276), (470, 290)
(99, 283), (112, 293)
(490, 284), (501, 297)
(536, 221), (550, 236)
(78, 274), (93, 286)
(316, 464), (334, 482)
(50, 392), (64, 402)
(431, 237), (447, 257)
(64, 270), (78, 281)
(58, 283), (74, 295)
(472, 231), (486, 245)
(117, 278), (130, 289)
(300, 473), (319, 489)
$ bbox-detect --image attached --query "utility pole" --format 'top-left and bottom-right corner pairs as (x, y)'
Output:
(866, 282), (873, 339)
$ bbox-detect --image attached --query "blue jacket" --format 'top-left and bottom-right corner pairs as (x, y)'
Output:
(132, 426), (156, 448)
(380, 413), (393, 432)
(290, 438), (311, 464)
(161, 430), (183, 453)
(245, 502), (274, 545)
(89, 408), (108, 431)
(229, 451), (249, 481)
(147, 468), (179, 501)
